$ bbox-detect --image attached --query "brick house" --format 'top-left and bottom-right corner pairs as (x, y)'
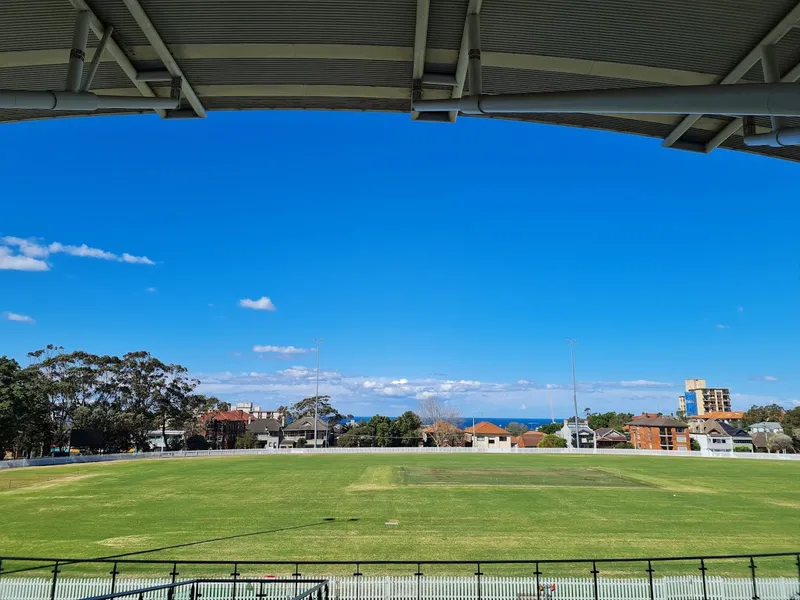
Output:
(594, 428), (628, 448)
(626, 414), (690, 451)
(200, 410), (253, 449)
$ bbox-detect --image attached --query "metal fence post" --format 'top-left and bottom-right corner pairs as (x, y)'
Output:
(293, 564), (302, 597)
(415, 563), (424, 600)
(109, 562), (119, 595)
(49, 561), (60, 600)
(231, 562), (240, 600)
(749, 557), (760, 600)
(646, 561), (655, 600)
(475, 562), (483, 600)
(169, 562), (179, 600)
(534, 562), (541, 600)
(354, 563), (362, 600)
(699, 559), (708, 600)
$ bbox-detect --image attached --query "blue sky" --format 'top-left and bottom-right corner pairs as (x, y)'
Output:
(1, 110), (798, 417)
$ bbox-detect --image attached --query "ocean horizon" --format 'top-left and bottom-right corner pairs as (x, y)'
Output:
(351, 416), (563, 429)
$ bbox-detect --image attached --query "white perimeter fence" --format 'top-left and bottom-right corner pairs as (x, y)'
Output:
(2, 446), (799, 470)
(1, 576), (799, 600)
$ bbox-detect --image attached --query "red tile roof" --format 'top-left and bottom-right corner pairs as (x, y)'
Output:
(464, 421), (512, 435)
(200, 410), (252, 422)
(517, 431), (544, 448)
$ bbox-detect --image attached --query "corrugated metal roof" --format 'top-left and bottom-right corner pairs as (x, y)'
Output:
(2, 0), (800, 162)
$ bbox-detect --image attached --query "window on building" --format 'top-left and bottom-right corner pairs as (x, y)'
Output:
(499, 436), (507, 441)
(489, 438), (496, 444)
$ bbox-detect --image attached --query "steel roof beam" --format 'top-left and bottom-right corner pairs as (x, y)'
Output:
(411, 0), (431, 119)
(120, 0), (207, 118)
(66, 0), (166, 117)
(450, 0), (483, 122)
(662, 1), (800, 148)
(413, 82), (800, 116)
(705, 53), (800, 152)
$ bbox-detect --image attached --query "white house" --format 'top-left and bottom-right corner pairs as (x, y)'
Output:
(748, 422), (783, 435)
(146, 429), (184, 451)
(691, 420), (753, 454)
(558, 419), (595, 448)
(464, 421), (512, 449)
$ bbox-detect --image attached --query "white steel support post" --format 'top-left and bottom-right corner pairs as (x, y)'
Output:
(761, 44), (786, 131)
(65, 11), (90, 92)
(67, 0), (166, 117)
(661, 0), (800, 148)
(467, 12), (482, 96)
(411, 0), (431, 119)
(81, 25), (113, 92)
(121, 0), (207, 118)
(450, 0), (483, 122)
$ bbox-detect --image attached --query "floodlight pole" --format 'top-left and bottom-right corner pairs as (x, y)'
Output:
(566, 339), (580, 449)
(313, 338), (324, 448)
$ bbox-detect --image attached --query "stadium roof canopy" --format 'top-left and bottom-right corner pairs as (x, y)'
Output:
(4, 0), (800, 161)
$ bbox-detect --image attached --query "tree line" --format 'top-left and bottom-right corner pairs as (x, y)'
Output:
(0, 346), (221, 458)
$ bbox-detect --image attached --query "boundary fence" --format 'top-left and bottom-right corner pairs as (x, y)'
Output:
(1, 575), (800, 600)
(2, 446), (799, 470)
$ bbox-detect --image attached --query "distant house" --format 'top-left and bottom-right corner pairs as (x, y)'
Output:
(751, 432), (769, 453)
(464, 421), (512, 449)
(692, 420), (753, 454)
(422, 421), (464, 446)
(234, 402), (285, 423)
(201, 410), (253, 449)
(146, 429), (184, 451)
(282, 416), (330, 448)
(748, 422), (783, 435)
(246, 418), (284, 448)
(515, 431), (545, 448)
(594, 428), (628, 448)
(558, 419), (595, 448)
(626, 415), (690, 451)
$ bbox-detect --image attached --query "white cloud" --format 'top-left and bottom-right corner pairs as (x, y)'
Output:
(194, 367), (691, 417)
(253, 345), (312, 354)
(4, 312), (35, 324)
(749, 375), (778, 382)
(121, 253), (155, 265)
(239, 297), (277, 311)
(146, 287), (157, 293)
(617, 380), (674, 388)
(230, 351), (242, 357)
(737, 306), (744, 313)
(0, 246), (49, 271)
(3, 237), (50, 258)
(2, 236), (154, 267)
(716, 324), (729, 329)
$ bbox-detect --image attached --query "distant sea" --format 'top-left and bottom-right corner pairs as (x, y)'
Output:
(352, 416), (561, 429)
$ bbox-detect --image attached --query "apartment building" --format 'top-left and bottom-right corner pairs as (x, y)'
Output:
(677, 378), (732, 416)
(627, 414), (690, 451)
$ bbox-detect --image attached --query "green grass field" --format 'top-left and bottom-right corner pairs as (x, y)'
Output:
(1, 453), (799, 576)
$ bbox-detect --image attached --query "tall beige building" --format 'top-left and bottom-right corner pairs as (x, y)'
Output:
(678, 378), (731, 416)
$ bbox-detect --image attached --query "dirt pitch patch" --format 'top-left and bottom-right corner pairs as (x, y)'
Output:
(399, 466), (653, 488)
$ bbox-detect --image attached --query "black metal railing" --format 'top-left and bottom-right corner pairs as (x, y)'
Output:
(0, 552), (798, 600)
(75, 579), (328, 600)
